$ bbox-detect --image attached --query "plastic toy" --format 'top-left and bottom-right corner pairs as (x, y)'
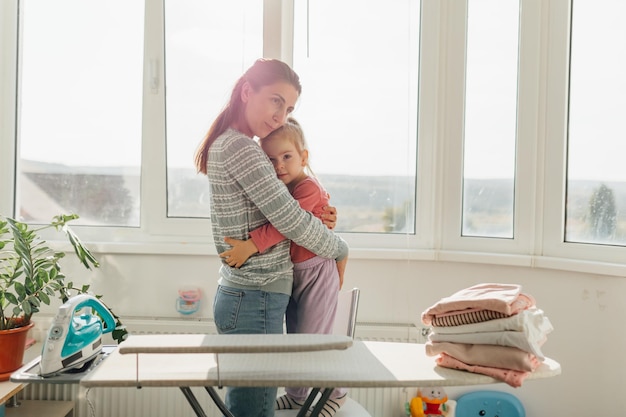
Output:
(176, 287), (202, 315)
(454, 391), (525, 417)
(406, 387), (450, 417)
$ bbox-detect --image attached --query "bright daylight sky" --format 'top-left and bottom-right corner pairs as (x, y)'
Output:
(17, 0), (626, 182)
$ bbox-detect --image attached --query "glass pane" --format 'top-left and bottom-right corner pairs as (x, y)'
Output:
(293, 0), (419, 234)
(165, 0), (262, 218)
(462, 0), (519, 238)
(566, 0), (626, 245)
(18, 0), (144, 226)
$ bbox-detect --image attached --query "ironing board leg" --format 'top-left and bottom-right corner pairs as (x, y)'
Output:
(295, 387), (335, 417)
(297, 388), (320, 417)
(204, 386), (236, 417)
(179, 387), (210, 417)
(308, 388), (334, 417)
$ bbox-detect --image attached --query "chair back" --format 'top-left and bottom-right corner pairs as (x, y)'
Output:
(332, 288), (360, 338)
(276, 287), (371, 417)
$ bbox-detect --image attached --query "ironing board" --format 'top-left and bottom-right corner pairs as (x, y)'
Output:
(92, 334), (353, 417)
(77, 334), (561, 417)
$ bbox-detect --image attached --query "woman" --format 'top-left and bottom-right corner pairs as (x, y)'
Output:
(194, 58), (349, 417)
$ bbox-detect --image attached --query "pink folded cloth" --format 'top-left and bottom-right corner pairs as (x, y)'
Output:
(426, 341), (541, 372)
(421, 283), (535, 326)
(436, 352), (532, 388)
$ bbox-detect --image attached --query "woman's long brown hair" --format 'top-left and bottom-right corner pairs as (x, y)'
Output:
(194, 58), (302, 175)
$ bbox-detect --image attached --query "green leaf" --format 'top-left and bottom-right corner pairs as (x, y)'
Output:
(5, 292), (18, 305)
(14, 281), (26, 298)
(21, 301), (31, 316)
(112, 326), (129, 344)
(39, 291), (50, 304)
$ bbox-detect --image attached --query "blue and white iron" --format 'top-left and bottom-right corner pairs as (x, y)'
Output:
(40, 294), (116, 376)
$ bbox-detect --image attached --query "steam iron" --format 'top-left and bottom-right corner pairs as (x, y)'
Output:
(40, 294), (116, 377)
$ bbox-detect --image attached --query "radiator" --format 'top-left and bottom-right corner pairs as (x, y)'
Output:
(20, 318), (431, 417)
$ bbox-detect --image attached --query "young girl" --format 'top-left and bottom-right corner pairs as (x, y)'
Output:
(194, 59), (348, 417)
(219, 118), (349, 417)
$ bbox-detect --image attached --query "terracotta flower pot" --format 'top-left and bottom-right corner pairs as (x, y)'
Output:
(0, 321), (35, 381)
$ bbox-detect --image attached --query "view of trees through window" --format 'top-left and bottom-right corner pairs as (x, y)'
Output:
(566, 0), (626, 245)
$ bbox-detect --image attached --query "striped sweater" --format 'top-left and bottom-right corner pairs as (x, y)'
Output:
(206, 128), (348, 292)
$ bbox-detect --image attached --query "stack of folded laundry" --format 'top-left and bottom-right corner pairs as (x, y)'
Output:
(421, 283), (553, 387)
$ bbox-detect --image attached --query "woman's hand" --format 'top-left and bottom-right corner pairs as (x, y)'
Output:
(321, 205), (338, 230)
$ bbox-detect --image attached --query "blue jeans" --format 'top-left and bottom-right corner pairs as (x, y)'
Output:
(213, 285), (290, 417)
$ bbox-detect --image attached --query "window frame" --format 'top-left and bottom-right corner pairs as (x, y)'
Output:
(440, 0), (539, 256)
(542, 0), (626, 268)
(1, 0), (626, 273)
(0, 1), (18, 217)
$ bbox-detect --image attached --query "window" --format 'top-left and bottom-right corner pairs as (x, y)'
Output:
(17, 0), (144, 226)
(164, 0), (262, 218)
(462, 0), (519, 238)
(2, 0), (625, 267)
(566, 0), (626, 245)
(292, 0), (420, 234)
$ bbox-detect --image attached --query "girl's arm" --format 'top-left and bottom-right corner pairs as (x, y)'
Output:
(219, 236), (260, 268)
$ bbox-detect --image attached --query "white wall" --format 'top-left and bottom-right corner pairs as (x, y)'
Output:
(47, 251), (623, 416)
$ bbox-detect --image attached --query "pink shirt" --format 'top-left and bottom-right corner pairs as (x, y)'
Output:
(249, 176), (329, 263)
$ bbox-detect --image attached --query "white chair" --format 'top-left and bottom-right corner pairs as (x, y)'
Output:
(332, 287), (360, 339)
(276, 287), (372, 417)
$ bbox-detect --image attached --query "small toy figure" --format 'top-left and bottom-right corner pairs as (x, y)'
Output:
(406, 387), (449, 417)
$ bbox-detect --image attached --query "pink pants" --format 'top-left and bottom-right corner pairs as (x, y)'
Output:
(285, 256), (347, 401)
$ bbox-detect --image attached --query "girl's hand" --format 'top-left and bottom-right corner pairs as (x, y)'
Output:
(336, 256), (347, 290)
(219, 237), (259, 268)
(322, 205), (338, 230)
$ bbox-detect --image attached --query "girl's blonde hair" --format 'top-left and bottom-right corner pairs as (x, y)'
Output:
(259, 117), (315, 177)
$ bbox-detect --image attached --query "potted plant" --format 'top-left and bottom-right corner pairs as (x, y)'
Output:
(0, 213), (126, 379)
